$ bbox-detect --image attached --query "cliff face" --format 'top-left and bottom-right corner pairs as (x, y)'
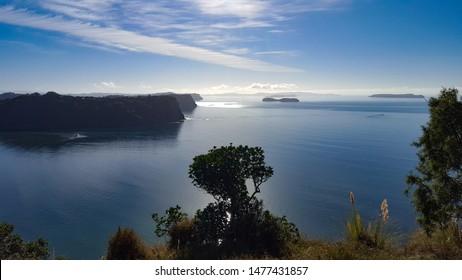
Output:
(0, 92), (184, 131)
(168, 94), (197, 112)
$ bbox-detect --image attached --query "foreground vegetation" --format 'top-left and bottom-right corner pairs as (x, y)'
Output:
(104, 195), (461, 260)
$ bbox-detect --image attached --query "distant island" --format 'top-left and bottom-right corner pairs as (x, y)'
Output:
(262, 97), (300, 102)
(369, 94), (425, 99)
(0, 92), (187, 131)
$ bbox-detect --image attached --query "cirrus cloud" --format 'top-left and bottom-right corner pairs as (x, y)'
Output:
(0, 6), (302, 72)
(0, 1), (349, 72)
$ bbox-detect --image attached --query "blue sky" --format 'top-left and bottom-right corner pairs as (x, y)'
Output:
(0, 0), (461, 95)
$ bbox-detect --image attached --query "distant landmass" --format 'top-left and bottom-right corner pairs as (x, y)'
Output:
(1, 91), (201, 113)
(0, 92), (21, 100)
(262, 97), (300, 102)
(369, 94), (425, 99)
(0, 92), (186, 131)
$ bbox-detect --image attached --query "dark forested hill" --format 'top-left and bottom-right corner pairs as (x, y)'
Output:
(0, 92), (184, 131)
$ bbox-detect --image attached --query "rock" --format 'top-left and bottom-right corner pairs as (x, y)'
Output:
(167, 94), (197, 112)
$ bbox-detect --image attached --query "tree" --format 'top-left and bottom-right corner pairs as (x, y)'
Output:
(153, 144), (298, 258)
(0, 222), (50, 260)
(406, 88), (462, 235)
(188, 144), (273, 224)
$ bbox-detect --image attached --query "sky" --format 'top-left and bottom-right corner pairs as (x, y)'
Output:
(0, 0), (461, 95)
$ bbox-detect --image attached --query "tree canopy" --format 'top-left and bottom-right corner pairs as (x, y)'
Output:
(406, 87), (462, 235)
(188, 144), (274, 220)
(0, 222), (50, 260)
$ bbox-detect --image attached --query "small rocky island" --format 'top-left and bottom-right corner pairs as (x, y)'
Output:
(262, 97), (300, 102)
(0, 92), (186, 131)
(369, 93), (425, 99)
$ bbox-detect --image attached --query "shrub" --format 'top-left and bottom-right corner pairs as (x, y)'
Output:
(0, 222), (50, 260)
(168, 219), (197, 250)
(346, 192), (389, 248)
(106, 227), (152, 260)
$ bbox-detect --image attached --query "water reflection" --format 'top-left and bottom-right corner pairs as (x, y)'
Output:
(0, 122), (183, 152)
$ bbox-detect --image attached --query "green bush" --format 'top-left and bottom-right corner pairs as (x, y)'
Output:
(0, 222), (50, 260)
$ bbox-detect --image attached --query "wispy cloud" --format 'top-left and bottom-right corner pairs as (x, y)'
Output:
(0, 1), (348, 71)
(98, 81), (121, 90)
(189, 0), (266, 19)
(255, 50), (299, 57)
(247, 83), (299, 91)
(204, 82), (299, 94)
(0, 6), (301, 72)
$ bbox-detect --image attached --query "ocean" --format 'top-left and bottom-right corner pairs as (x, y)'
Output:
(0, 95), (429, 259)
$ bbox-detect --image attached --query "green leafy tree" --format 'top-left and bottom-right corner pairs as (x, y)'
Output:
(188, 144), (273, 224)
(188, 144), (299, 256)
(0, 222), (50, 260)
(152, 205), (195, 250)
(406, 88), (462, 235)
(152, 205), (188, 238)
(153, 144), (298, 258)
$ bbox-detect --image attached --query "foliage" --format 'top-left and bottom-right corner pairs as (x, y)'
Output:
(152, 205), (188, 238)
(168, 219), (197, 251)
(106, 227), (152, 260)
(405, 226), (462, 259)
(189, 144), (273, 221)
(346, 192), (389, 248)
(406, 87), (462, 235)
(186, 144), (300, 257)
(151, 144), (298, 258)
(194, 202), (229, 246)
(287, 237), (404, 260)
(254, 211), (300, 257)
(0, 222), (50, 260)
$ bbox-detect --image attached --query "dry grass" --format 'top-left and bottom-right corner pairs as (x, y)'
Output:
(403, 228), (462, 259)
(150, 243), (179, 260)
(145, 231), (462, 260)
(286, 237), (402, 260)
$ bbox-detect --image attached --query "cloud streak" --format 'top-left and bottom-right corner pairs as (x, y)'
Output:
(205, 83), (299, 94)
(0, 6), (302, 72)
(0, 1), (349, 72)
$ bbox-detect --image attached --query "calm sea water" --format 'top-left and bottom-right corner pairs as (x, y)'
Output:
(0, 95), (429, 259)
